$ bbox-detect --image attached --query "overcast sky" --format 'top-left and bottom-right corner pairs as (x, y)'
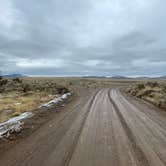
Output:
(0, 0), (166, 76)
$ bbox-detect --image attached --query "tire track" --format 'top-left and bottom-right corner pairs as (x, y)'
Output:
(113, 89), (166, 165)
(62, 89), (101, 166)
(68, 89), (114, 166)
(108, 89), (150, 166)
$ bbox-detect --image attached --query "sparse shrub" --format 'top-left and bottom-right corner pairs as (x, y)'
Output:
(145, 81), (159, 87)
(136, 89), (154, 98)
(56, 86), (69, 94)
(22, 83), (30, 93)
(0, 78), (8, 86)
(162, 85), (166, 93)
(136, 83), (145, 89)
(12, 77), (22, 83)
(69, 82), (73, 86)
(130, 89), (137, 96)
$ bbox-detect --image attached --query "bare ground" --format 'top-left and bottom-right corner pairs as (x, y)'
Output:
(0, 88), (166, 166)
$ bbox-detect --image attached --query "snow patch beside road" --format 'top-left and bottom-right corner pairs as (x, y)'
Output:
(0, 112), (33, 138)
(0, 93), (71, 138)
(40, 92), (71, 108)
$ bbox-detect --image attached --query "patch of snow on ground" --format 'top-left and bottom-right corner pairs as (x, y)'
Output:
(40, 92), (71, 108)
(0, 93), (71, 138)
(0, 112), (33, 138)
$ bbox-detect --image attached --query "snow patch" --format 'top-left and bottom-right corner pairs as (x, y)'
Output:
(0, 92), (71, 138)
(0, 112), (33, 138)
(40, 92), (71, 108)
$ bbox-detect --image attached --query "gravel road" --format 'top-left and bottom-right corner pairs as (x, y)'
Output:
(1, 88), (166, 166)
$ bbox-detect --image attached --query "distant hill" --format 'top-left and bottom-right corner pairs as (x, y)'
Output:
(82, 75), (133, 79)
(82, 76), (107, 78)
(111, 75), (130, 79)
(135, 76), (166, 80)
(82, 75), (166, 80)
(134, 76), (150, 79)
(2, 74), (26, 78)
(157, 76), (166, 79)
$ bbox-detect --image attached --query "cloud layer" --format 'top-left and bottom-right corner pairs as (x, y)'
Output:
(0, 0), (166, 76)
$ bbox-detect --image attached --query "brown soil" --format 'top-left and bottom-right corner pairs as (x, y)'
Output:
(0, 88), (166, 166)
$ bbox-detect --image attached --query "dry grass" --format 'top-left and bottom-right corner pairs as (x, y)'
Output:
(0, 92), (58, 122)
(0, 77), (70, 123)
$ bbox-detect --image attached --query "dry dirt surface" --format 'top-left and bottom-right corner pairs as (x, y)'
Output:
(0, 88), (166, 166)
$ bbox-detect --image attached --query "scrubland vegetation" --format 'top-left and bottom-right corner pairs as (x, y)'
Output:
(0, 77), (69, 122)
(127, 81), (166, 110)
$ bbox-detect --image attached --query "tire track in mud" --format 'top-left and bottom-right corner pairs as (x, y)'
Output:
(112, 90), (166, 165)
(108, 89), (150, 166)
(61, 89), (101, 166)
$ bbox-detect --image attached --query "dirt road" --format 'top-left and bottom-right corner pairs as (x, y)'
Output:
(1, 88), (166, 166)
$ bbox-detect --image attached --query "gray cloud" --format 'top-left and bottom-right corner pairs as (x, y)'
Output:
(0, 0), (166, 76)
